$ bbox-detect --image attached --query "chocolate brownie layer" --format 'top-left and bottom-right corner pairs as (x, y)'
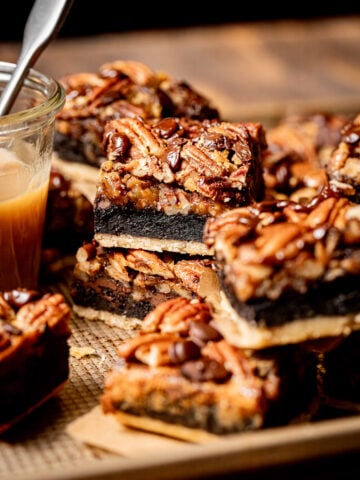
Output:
(94, 201), (210, 254)
(101, 298), (318, 435)
(94, 202), (206, 242)
(218, 269), (360, 327)
(214, 290), (360, 349)
(55, 60), (219, 167)
(0, 289), (71, 433)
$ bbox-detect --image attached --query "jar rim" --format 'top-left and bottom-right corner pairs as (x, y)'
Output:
(0, 61), (65, 126)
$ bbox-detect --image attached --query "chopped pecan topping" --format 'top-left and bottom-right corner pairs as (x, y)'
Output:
(325, 114), (360, 199)
(55, 60), (219, 166)
(99, 60), (157, 86)
(98, 116), (265, 214)
(142, 297), (213, 334)
(117, 332), (179, 364)
(97, 173), (226, 216)
(125, 249), (174, 279)
(115, 296), (269, 386)
(202, 340), (255, 378)
(15, 293), (71, 332)
(173, 259), (213, 292)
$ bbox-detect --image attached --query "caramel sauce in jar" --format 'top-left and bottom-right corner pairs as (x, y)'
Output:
(0, 150), (49, 289)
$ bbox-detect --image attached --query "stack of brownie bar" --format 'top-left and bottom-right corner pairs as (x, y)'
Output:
(61, 61), (267, 331)
(55, 59), (219, 329)
(55, 60), (219, 167)
(54, 60), (360, 437)
(99, 109), (360, 437)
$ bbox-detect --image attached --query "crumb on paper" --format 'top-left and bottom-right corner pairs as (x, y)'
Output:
(70, 345), (97, 359)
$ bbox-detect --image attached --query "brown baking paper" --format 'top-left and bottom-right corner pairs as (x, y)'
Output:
(66, 406), (218, 457)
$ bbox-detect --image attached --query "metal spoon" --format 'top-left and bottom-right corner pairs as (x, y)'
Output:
(0, 0), (74, 116)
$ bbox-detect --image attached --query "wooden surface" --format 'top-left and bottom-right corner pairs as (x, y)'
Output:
(1, 16), (360, 127)
(1, 15), (360, 480)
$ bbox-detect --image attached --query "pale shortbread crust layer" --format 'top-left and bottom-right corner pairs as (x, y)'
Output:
(94, 232), (212, 256)
(72, 304), (142, 334)
(213, 292), (360, 349)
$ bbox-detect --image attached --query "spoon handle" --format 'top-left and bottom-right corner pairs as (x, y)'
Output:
(0, 0), (73, 116)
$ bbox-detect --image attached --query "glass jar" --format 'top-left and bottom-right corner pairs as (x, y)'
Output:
(0, 61), (65, 289)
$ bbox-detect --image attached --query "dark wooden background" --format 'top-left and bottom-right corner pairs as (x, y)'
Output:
(1, 16), (360, 128)
(1, 13), (360, 480)
(1, 3), (359, 41)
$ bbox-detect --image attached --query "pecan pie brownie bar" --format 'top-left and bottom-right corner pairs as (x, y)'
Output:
(263, 112), (348, 202)
(43, 167), (94, 253)
(94, 116), (266, 255)
(321, 329), (360, 411)
(101, 297), (318, 437)
(71, 239), (216, 330)
(41, 166), (94, 279)
(325, 114), (360, 203)
(55, 60), (219, 167)
(0, 289), (71, 434)
(203, 187), (360, 348)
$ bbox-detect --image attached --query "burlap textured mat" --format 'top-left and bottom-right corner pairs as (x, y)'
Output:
(0, 288), (130, 480)
(2, 155), (360, 480)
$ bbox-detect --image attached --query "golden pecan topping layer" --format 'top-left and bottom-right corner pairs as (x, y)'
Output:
(96, 173), (225, 216)
(99, 116), (265, 211)
(74, 240), (214, 297)
(204, 187), (360, 302)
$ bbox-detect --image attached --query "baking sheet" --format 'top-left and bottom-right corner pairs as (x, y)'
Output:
(2, 150), (360, 480)
(1, 273), (360, 480)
